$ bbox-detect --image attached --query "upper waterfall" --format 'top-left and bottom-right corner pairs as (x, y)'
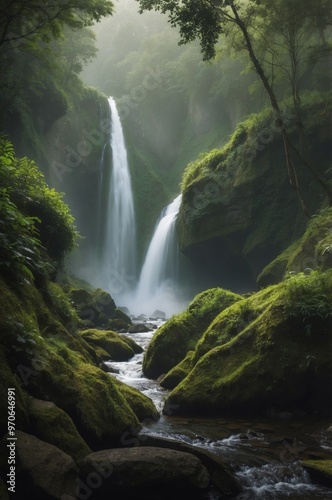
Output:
(98, 97), (136, 296)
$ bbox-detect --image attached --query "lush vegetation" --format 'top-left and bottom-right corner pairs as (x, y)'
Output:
(143, 287), (242, 379)
(144, 270), (332, 416)
(0, 137), (78, 284)
(137, 0), (332, 213)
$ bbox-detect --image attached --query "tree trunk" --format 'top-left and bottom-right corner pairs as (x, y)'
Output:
(229, 1), (311, 216)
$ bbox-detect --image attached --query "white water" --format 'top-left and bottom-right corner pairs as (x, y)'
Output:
(128, 194), (188, 317)
(101, 97), (136, 296)
(107, 328), (332, 500)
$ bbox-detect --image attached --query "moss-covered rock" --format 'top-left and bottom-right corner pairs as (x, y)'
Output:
(111, 308), (132, 325)
(143, 288), (242, 379)
(68, 288), (101, 324)
(257, 207), (332, 287)
(302, 459), (332, 488)
(79, 328), (142, 361)
(164, 270), (332, 416)
(92, 288), (116, 318)
(0, 278), (142, 449)
(27, 398), (91, 463)
(113, 379), (159, 423)
(26, 341), (141, 447)
(178, 93), (332, 289)
(160, 351), (195, 390)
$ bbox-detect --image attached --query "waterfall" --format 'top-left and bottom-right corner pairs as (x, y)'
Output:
(131, 194), (187, 317)
(98, 96), (136, 296)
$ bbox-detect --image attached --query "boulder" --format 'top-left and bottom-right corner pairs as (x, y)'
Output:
(111, 308), (132, 325)
(80, 446), (210, 498)
(137, 435), (242, 498)
(28, 398), (91, 463)
(92, 289), (116, 318)
(159, 351), (195, 390)
(143, 288), (242, 379)
(163, 271), (332, 417)
(128, 323), (152, 334)
(79, 329), (142, 361)
(69, 288), (100, 324)
(151, 310), (166, 320)
(14, 431), (78, 499)
(302, 459), (332, 488)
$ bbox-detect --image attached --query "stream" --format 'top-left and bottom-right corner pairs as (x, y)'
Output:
(106, 323), (332, 499)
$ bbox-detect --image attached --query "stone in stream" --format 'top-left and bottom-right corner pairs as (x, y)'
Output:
(151, 309), (166, 320)
(137, 435), (242, 497)
(128, 323), (152, 333)
(79, 446), (210, 498)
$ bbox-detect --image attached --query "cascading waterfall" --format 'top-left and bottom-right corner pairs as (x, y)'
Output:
(131, 194), (187, 316)
(98, 96), (136, 296)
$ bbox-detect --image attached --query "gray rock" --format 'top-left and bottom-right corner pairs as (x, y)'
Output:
(80, 446), (210, 497)
(15, 431), (78, 499)
(128, 323), (152, 333)
(137, 434), (242, 497)
(151, 310), (166, 319)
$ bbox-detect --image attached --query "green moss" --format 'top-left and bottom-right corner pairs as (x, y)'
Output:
(178, 92), (332, 276)
(112, 378), (158, 422)
(143, 288), (242, 379)
(79, 328), (138, 361)
(28, 398), (91, 463)
(111, 308), (132, 325)
(302, 460), (332, 488)
(164, 271), (332, 416)
(258, 207), (332, 287)
(46, 281), (80, 326)
(159, 351), (195, 390)
(92, 289), (116, 318)
(92, 345), (112, 360)
(30, 340), (140, 446)
(0, 278), (141, 448)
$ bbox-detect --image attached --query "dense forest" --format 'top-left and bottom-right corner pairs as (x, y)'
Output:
(0, 0), (332, 499)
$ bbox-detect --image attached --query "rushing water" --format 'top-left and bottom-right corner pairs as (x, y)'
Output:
(129, 194), (188, 317)
(107, 326), (332, 499)
(99, 96), (136, 295)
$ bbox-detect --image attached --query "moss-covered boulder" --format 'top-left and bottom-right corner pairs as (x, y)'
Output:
(111, 308), (132, 325)
(92, 288), (116, 318)
(28, 398), (91, 463)
(113, 379), (159, 423)
(67, 287), (118, 328)
(143, 288), (242, 379)
(159, 351), (195, 390)
(0, 278), (144, 448)
(302, 459), (332, 488)
(257, 207), (332, 287)
(80, 328), (142, 361)
(164, 270), (332, 416)
(178, 94), (332, 289)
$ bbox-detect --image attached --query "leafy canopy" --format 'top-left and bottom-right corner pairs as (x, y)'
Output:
(0, 0), (114, 51)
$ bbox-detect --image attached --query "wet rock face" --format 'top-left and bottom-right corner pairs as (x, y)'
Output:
(80, 446), (210, 498)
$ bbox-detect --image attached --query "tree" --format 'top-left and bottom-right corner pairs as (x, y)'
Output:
(251, 0), (332, 204)
(0, 0), (113, 52)
(136, 0), (332, 211)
